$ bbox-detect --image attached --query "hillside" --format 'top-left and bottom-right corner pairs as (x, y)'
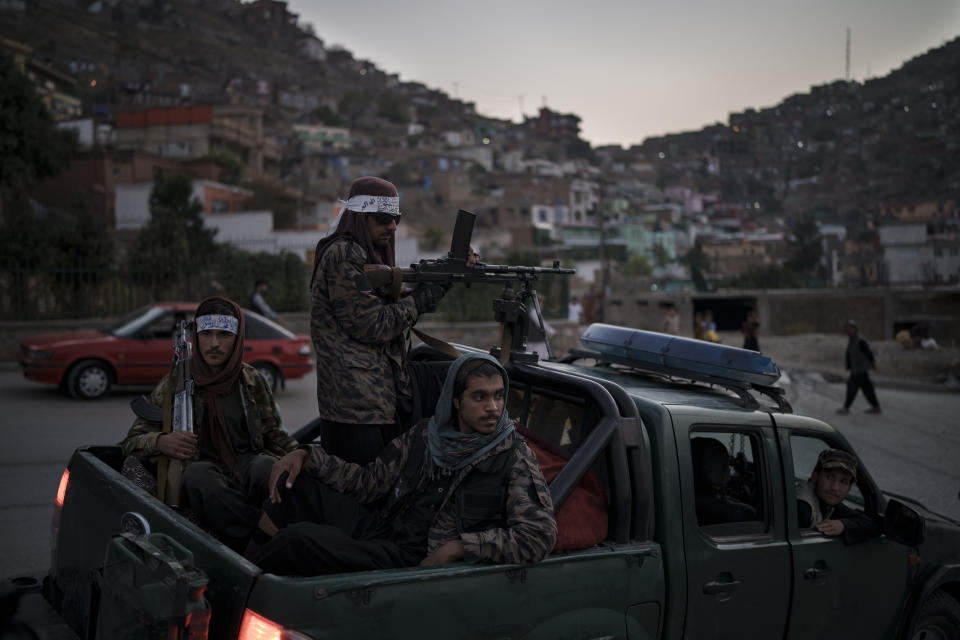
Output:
(3, 0), (957, 233)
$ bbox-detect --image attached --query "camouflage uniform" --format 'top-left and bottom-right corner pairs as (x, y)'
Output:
(122, 362), (297, 464)
(298, 421), (558, 564)
(311, 237), (419, 424)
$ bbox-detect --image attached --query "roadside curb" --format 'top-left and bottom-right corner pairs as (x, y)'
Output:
(784, 367), (958, 395)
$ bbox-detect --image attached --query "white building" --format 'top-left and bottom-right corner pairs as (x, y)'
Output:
(531, 204), (570, 240)
(880, 222), (960, 285)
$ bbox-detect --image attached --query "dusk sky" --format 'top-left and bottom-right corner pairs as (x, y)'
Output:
(288, 0), (959, 147)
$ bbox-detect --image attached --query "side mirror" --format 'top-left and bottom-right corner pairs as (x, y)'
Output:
(884, 498), (925, 547)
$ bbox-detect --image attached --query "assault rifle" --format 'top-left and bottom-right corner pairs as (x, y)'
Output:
(158, 320), (194, 506)
(365, 209), (575, 364)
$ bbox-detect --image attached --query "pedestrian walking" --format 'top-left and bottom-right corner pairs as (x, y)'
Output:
(837, 320), (881, 414)
(662, 304), (680, 335)
(742, 309), (760, 352)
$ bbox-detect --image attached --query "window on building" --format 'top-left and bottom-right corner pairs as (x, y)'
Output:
(211, 199), (229, 213)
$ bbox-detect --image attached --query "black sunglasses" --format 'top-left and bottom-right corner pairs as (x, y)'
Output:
(369, 212), (402, 226)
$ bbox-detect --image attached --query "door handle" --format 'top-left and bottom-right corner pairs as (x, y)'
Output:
(244, 346), (253, 351)
(702, 580), (742, 595)
(803, 566), (831, 580)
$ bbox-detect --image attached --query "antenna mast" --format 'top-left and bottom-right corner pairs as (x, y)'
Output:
(845, 27), (851, 81)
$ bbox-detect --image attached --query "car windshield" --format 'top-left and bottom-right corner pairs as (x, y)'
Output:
(102, 305), (168, 337)
(244, 308), (297, 340)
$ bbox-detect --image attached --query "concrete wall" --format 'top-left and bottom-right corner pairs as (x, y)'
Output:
(600, 286), (960, 342)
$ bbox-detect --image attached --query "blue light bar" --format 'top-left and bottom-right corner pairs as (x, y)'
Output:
(579, 323), (781, 386)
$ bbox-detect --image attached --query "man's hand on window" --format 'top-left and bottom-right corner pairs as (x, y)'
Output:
(814, 519), (845, 536)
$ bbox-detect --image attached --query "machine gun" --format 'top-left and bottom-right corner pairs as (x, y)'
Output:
(158, 320), (194, 506)
(365, 209), (575, 364)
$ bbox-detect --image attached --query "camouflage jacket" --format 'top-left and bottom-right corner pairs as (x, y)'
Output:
(121, 363), (298, 462)
(301, 422), (558, 565)
(311, 237), (419, 423)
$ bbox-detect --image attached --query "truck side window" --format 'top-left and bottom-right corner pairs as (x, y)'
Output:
(690, 431), (767, 535)
(508, 385), (592, 455)
(789, 435), (864, 527)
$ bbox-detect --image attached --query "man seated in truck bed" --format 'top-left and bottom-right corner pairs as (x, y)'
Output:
(121, 297), (299, 551)
(246, 353), (558, 575)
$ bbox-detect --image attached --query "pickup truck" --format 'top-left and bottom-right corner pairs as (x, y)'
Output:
(11, 323), (960, 639)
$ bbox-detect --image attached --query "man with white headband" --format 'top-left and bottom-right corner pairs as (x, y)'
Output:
(310, 176), (464, 464)
(121, 297), (299, 550)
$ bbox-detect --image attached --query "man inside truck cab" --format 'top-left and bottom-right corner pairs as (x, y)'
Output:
(246, 353), (558, 576)
(796, 448), (880, 544)
(121, 297), (300, 551)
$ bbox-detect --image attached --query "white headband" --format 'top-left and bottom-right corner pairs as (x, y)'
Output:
(339, 194), (400, 214)
(195, 314), (239, 335)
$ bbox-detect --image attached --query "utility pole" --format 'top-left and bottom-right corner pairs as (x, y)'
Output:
(595, 189), (609, 323)
(845, 27), (851, 81)
(518, 94), (525, 120)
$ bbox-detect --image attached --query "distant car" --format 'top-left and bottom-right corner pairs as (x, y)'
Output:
(18, 303), (314, 399)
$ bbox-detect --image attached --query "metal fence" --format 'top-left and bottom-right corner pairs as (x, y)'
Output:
(0, 265), (216, 321)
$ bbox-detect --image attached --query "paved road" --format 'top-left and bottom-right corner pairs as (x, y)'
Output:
(1, 363), (958, 580)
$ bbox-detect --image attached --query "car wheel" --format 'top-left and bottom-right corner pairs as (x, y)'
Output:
(67, 360), (113, 400)
(911, 590), (960, 640)
(254, 363), (280, 392)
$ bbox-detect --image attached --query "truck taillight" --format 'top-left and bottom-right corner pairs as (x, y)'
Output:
(238, 609), (312, 640)
(56, 468), (70, 507)
(51, 468), (70, 570)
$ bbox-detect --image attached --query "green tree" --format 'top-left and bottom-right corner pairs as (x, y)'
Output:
(0, 52), (77, 266)
(421, 227), (445, 252)
(785, 217), (823, 282)
(377, 91), (406, 124)
(50, 199), (115, 270)
(621, 253), (652, 277)
(0, 53), (77, 201)
(47, 199), (116, 316)
(128, 171), (216, 296)
(684, 238), (710, 291)
(212, 245), (308, 312)
(203, 152), (243, 186)
(651, 243), (670, 266)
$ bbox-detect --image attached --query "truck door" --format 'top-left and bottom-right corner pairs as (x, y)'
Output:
(676, 412), (792, 640)
(775, 419), (911, 640)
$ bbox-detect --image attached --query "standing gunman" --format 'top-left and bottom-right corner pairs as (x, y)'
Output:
(121, 297), (298, 550)
(310, 176), (455, 464)
(247, 353), (558, 575)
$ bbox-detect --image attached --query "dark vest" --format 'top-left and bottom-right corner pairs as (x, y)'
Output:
(385, 423), (514, 536)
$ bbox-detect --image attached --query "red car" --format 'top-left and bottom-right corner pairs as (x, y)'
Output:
(18, 303), (314, 399)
